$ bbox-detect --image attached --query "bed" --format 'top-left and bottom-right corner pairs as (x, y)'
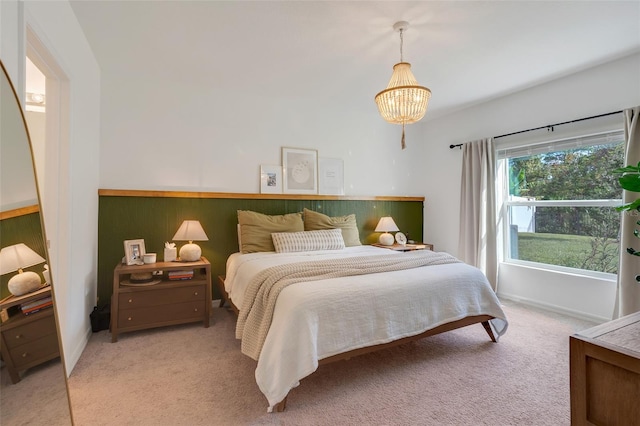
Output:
(224, 209), (508, 412)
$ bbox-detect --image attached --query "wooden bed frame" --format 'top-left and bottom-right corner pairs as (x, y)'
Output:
(217, 275), (497, 412)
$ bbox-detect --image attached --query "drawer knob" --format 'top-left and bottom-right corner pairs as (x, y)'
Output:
(21, 353), (28, 358)
(15, 334), (22, 339)
(128, 299), (133, 303)
(128, 317), (132, 321)
(194, 308), (198, 312)
(194, 292), (198, 296)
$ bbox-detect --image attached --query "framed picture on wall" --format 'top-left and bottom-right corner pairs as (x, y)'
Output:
(260, 165), (282, 194)
(318, 157), (344, 195)
(282, 147), (318, 194)
(123, 239), (146, 265)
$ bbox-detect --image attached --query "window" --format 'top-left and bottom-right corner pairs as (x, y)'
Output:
(498, 128), (625, 276)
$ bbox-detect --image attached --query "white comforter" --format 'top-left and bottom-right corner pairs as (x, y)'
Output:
(225, 246), (508, 411)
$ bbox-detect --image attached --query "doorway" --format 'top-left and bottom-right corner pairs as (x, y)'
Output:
(25, 27), (69, 296)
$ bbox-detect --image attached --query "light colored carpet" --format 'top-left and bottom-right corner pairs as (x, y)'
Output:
(1, 357), (72, 425)
(60, 300), (596, 426)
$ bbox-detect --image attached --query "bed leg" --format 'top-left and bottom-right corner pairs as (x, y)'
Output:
(274, 397), (287, 412)
(481, 321), (498, 343)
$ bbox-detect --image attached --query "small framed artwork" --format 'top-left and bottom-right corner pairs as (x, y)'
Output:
(123, 239), (146, 265)
(318, 157), (344, 195)
(260, 165), (282, 194)
(282, 147), (318, 194)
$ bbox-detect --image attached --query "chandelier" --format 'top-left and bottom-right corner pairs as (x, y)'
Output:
(375, 21), (431, 149)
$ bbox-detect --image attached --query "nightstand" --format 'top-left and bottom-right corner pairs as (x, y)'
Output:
(111, 257), (212, 342)
(372, 243), (434, 252)
(0, 287), (60, 384)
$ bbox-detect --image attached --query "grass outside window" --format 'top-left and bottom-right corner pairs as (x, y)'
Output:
(516, 232), (619, 274)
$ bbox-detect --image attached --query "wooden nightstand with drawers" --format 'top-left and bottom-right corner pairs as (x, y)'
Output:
(110, 257), (211, 342)
(0, 287), (60, 384)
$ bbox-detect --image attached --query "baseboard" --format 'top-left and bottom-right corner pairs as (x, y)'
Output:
(65, 325), (92, 377)
(497, 292), (610, 324)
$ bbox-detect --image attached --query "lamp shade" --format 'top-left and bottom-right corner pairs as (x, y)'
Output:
(375, 217), (399, 233)
(0, 243), (46, 275)
(0, 244), (46, 296)
(172, 220), (208, 242)
(172, 220), (208, 262)
(375, 217), (399, 246)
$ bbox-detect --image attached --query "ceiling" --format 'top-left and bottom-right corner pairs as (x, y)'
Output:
(68, 0), (640, 121)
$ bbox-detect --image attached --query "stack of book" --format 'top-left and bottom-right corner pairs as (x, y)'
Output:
(21, 295), (53, 316)
(168, 270), (194, 281)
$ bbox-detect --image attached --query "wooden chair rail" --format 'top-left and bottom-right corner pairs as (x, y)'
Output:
(98, 188), (424, 202)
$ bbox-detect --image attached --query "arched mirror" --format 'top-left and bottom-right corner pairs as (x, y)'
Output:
(0, 61), (73, 424)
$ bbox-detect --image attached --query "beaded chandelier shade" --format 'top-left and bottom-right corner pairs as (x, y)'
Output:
(375, 21), (431, 149)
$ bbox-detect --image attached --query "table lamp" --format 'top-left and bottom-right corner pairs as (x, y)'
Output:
(0, 243), (46, 296)
(375, 217), (399, 245)
(172, 220), (209, 262)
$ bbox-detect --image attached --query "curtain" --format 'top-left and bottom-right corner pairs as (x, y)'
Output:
(458, 138), (498, 290)
(615, 106), (640, 318)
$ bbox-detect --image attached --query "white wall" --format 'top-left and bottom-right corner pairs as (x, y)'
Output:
(419, 52), (640, 321)
(1, 0), (101, 374)
(0, 76), (38, 211)
(97, 50), (427, 197)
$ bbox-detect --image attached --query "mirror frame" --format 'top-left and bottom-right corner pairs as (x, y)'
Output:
(0, 59), (74, 424)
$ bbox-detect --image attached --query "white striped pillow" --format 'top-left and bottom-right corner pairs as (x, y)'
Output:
(271, 229), (345, 253)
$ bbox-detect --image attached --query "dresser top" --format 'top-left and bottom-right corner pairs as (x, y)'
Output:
(576, 311), (640, 354)
(114, 257), (210, 273)
(596, 321), (640, 352)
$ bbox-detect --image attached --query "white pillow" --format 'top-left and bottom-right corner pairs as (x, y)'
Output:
(271, 229), (345, 253)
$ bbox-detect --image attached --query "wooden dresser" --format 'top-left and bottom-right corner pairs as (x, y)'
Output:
(111, 257), (211, 342)
(570, 311), (640, 425)
(0, 287), (60, 384)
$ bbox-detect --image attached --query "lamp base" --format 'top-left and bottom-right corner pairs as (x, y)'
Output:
(8, 271), (42, 296)
(378, 233), (395, 246)
(179, 243), (202, 262)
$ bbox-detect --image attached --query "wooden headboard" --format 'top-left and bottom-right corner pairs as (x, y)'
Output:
(97, 189), (425, 305)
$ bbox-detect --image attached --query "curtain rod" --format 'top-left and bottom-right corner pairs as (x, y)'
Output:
(449, 110), (623, 150)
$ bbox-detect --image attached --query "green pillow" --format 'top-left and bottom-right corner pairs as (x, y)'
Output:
(303, 208), (361, 247)
(237, 210), (303, 253)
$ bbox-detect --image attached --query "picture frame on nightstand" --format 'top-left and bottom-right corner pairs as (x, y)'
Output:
(123, 239), (146, 265)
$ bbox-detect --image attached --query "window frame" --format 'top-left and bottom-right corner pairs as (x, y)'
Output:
(496, 125), (625, 279)
(502, 197), (621, 280)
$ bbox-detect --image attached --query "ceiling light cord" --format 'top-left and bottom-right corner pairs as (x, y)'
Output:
(399, 28), (404, 63)
(399, 28), (405, 149)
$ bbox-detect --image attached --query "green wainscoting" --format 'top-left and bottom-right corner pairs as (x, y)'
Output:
(0, 209), (47, 300)
(97, 190), (424, 305)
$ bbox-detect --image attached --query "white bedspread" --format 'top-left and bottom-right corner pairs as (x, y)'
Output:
(225, 246), (508, 411)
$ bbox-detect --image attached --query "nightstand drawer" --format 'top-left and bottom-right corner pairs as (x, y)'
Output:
(8, 332), (59, 369)
(118, 285), (205, 309)
(118, 300), (206, 328)
(3, 311), (57, 351)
